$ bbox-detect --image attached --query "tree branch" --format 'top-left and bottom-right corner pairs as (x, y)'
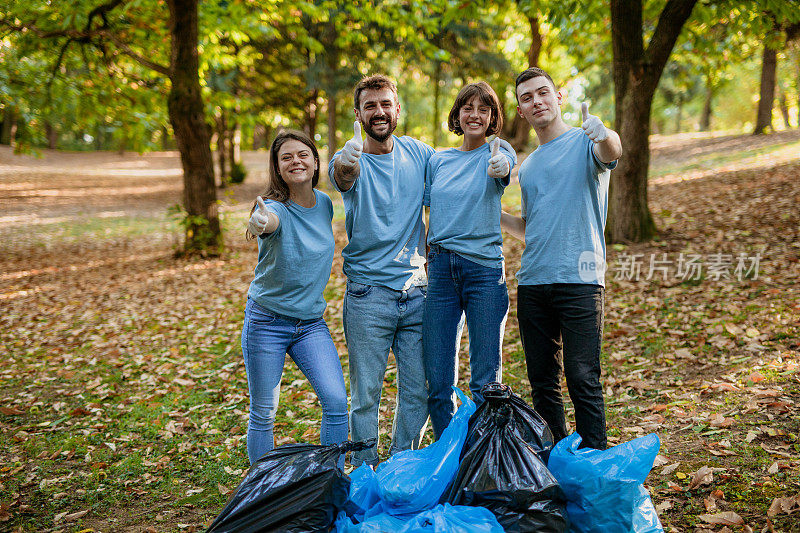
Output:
(645, 0), (698, 84)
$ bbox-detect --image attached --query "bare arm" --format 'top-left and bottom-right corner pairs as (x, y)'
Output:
(500, 211), (525, 241)
(247, 197), (280, 237)
(332, 159), (360, 192)
(592, 129), (622, 164)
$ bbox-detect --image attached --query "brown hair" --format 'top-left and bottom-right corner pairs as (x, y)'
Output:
(353, 74), (398, 110)
(246, 129), (320, 240)
(515, 67), (558, 103)
(447, 81), (504, 137)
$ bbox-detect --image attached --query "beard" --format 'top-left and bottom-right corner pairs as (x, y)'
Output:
(363, 114), (398, 142)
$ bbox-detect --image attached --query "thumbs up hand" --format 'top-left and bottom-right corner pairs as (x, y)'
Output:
(339, 121), (363, 167)
(580, 102), (608, 143)
(487, 138), (510, 179)
(248, 196), (271, 236)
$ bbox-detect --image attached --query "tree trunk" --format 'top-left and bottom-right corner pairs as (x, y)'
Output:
(675, 94), (683, 133)
(608, 0), (697, 243)
(432, 60), (442, 148)
(216, 110), (228, 187)
(45, 122), (58, 149)
(303, 89), (318, 140)
(166, 0), (220, 254)
(327, 89), (337, 163)
(754, 43), (777, 135)
(700, 80), (713, 131)
(778, 90), (791, 129)
(1, 106), (17, 145)
(229, 121), (241, 166)
(502, 12), (541, 152)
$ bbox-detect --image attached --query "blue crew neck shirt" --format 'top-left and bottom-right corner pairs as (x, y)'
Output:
(329, 135), (434, 290)
(516, 127), (617, 287)
(424, 142), (516, 268)
(247, 189), (335, 320)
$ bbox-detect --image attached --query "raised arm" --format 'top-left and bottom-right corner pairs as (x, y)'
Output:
(247, 196), (279, 237)
(332, 121), (363, 191)
(580, 102), (622, 164)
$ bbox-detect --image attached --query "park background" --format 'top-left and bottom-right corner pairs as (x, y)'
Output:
(1, 0), (799, 531)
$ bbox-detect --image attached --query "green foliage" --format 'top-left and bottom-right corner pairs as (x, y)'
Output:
(229, 161), (247, 183)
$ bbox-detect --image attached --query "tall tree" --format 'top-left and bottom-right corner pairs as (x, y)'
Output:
(2, 0), (221, 254)
(608, 0), (698, 242)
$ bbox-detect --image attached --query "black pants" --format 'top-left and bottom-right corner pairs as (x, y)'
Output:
(517, 283), (607, 450)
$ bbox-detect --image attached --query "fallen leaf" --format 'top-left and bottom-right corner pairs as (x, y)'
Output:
(688, 465), (714, 490)
(698, 511), (743, 525)
(0, 406), (24, 415)
(767, 494), (800, 516)
(661, 462), (680, 475)
(767, 462), (779, 474)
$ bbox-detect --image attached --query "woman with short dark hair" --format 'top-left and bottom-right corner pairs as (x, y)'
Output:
(242, 130), (347, 464)
(422, 82), (517, 439)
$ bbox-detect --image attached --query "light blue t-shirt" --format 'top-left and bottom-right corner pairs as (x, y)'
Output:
(247, 189), (335, 320)
(424, 143), (516, 268)
(329, 135), (434, 290)
(516, 127), (617, 287)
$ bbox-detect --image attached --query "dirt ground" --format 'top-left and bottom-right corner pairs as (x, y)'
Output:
(1, 131), (799, 532)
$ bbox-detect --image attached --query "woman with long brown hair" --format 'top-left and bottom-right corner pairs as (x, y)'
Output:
(422, 82), (517, 439)
(242, 130), (347, 464)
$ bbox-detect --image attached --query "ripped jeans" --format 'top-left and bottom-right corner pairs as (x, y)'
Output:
(422, 245), (509, 439)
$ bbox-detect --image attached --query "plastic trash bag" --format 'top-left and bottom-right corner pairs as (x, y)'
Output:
(207, 440), (374, 533)
(334, 509), (410, 533)
(444, 383), (567, 533)
(547, 433), (664, 533)
(342, 464), (383, 522)
(373, 388), (476, 515)
(335, 503), (504, 533)
(465, 382), (554, 463)
(398, 503), (505, 533)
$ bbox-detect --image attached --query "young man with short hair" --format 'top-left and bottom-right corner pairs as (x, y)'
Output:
(330, 74), (433, 466)
(502, 67), (622, 450)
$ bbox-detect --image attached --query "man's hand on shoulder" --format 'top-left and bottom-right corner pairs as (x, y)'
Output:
(580, 102), (622, 164)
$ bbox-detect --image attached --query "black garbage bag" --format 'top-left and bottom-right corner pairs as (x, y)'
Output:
(207, 440), (375, 533)
(464, 382), (554, 463)
(444, 383), (567, 533)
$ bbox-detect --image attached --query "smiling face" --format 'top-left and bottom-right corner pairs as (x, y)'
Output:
(458, 95), (492, 141)
(516, 75), (563, 129)
(276, 139), (318, 190)
(355, 87), (400, 143)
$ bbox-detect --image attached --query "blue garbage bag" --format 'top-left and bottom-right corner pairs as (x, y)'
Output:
(334, 509), (411, 533)
(335, 503), (504, 533)
(547, 433), (664, 533)
(373, 388), (476, 515)
(343, 464), (382, 522)
(398, 503), (505, 533)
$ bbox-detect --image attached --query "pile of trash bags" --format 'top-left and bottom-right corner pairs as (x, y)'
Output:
(207, 383), (663, 533)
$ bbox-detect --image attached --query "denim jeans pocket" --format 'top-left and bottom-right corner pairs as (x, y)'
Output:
(248, 300), (277, 325)
(346, 281), (373, 298)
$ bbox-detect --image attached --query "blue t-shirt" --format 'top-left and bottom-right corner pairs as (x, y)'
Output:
(424, 143), (516, 268)
(247, 189), (335, 320)
(516, 127), (617, 287)
(329, 135), (434, 290)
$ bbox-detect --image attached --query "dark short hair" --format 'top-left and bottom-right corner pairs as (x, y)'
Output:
(515, 67), (558, 103)
(353, 74), (398, 110)
(447, 81), (504, 137)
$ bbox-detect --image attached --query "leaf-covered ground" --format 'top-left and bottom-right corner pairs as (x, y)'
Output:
(1, 130), (799, 532)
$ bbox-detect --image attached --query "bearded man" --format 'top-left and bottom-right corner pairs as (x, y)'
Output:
(329, 74), (434, 467)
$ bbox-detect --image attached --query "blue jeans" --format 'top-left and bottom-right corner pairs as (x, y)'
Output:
(517, 283), (607, 450)
(343, 281), (429, 466)
(241, 298), (348, 465)
(423, 246), (509, 439)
